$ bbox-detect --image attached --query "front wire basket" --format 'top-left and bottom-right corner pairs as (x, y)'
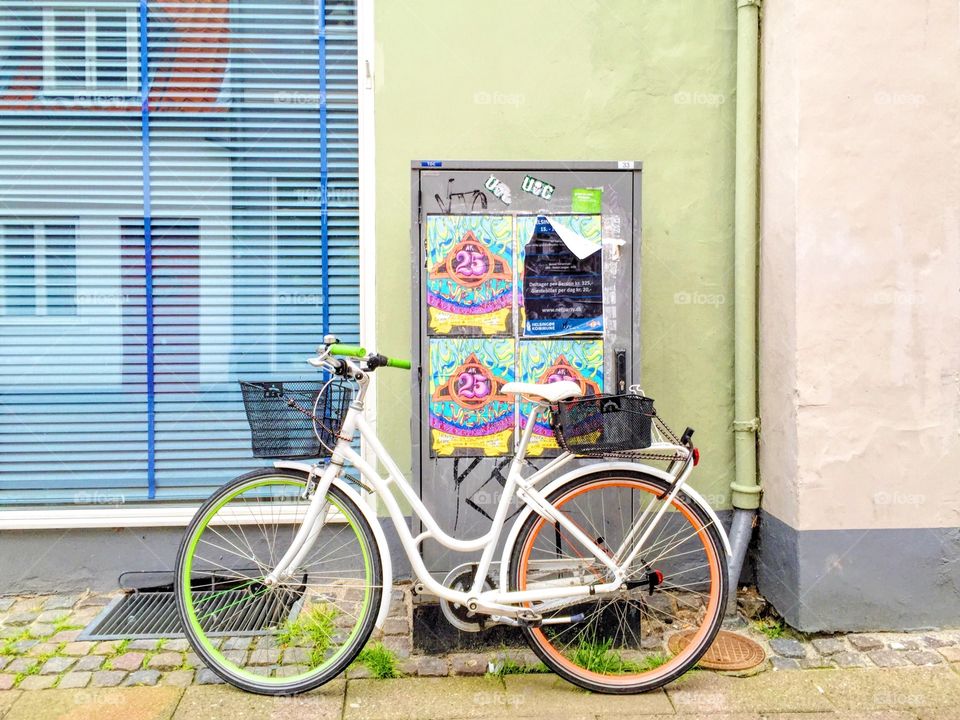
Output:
(239, 378), (353, 459)
(551, 393), (685, 460)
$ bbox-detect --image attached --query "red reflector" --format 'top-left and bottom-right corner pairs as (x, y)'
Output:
(654, 569), (664, 584)
(692, 447), (700, 466)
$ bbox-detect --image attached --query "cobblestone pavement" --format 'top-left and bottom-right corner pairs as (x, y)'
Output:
(0, 585), (957, 692)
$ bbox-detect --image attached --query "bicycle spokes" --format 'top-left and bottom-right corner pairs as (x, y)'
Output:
(177, 472), (381, 691)
(514, 474), (726, 692)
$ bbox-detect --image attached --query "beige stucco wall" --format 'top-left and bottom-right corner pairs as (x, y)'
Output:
(760, 0), (960, 532)
(758, 0), (800, 529)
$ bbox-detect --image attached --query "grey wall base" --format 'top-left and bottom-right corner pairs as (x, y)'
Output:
(0, 519), (413, 595)
(16, 508), (957, 634)
(757, 511), (960, 632)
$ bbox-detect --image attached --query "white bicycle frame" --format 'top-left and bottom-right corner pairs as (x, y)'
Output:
(264, 354), (700, 623)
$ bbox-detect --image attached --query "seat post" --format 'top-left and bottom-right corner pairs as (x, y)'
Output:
(513, 403), (543, 461)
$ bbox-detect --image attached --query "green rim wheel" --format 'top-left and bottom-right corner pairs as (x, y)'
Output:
(175, 468), (382, 695)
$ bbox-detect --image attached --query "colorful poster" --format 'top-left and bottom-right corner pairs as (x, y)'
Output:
(429, 338), (516, 457)
(517, 215), (603, 337)
(517, 339), (604, 457)
(426, 215), (514, 336)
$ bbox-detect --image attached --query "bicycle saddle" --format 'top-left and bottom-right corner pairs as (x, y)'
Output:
(501, 381), (583, 403)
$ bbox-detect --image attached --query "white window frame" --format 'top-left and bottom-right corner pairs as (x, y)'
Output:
(41, 4), (138, 97)
(0, 219), (78, 320)
(357, 0), (377, 448)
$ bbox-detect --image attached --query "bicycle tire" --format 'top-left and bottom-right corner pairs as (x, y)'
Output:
(175, 468), (382, 695)
(508, 469), (728, 694)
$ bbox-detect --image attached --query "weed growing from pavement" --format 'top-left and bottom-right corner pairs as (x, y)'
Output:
(0, 629), (32, 656)
(276, 603), (339, 668)
(570, 639), (651, 675)
(753, 617), (785, 639)
(353, 642), (402, 678)
(13, 654), (50, 687)
(52, 618), (84, 635)
(488, 654), (549, 677)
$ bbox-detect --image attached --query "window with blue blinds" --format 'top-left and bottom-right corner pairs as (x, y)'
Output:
(0, 0), (360, 504)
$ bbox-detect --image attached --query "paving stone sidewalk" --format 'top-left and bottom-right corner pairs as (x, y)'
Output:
(1, 667), (960, 719)
(0, 586), (958, 691)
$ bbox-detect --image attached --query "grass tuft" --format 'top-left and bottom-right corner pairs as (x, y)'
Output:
(753, 617), (785, 639)
(276, 603), (339, 668)
(0, 629), (33, 656)
(488, 656), (549, 677)
(569, 639), (666, 675)
(13, 654), (49, 687)
(634, 652), (670, 672)
(52, 621), (84, 636)
(352, 643), (402, 679)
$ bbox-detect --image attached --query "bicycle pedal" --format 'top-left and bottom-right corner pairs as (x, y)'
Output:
(516, 610), (542, 627)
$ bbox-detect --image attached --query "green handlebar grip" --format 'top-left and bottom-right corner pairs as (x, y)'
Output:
(386, 357), (412, 370)
(329, 344), (366, 357)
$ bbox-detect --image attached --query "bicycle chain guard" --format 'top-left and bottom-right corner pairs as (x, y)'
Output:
(439, 563), (496, 633)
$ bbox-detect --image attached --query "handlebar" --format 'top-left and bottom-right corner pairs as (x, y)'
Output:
(329, 344), (366, 358)
(327, 344), (411, 371)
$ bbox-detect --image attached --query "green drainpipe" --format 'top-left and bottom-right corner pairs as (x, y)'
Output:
(727, 0), (762, 612)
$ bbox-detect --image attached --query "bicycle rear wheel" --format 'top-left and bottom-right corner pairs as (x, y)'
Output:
(509, 470), (728, 694)
(175, 468), (382, 695)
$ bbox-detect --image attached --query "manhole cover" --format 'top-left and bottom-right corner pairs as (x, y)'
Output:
(668, 630), (766, 670)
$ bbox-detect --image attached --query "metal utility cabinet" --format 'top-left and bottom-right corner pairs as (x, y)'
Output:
(410, 161), (644, 581)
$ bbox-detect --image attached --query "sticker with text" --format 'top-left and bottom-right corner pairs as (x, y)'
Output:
(484, 174), (512, 205)
(521, 174), (555, 200)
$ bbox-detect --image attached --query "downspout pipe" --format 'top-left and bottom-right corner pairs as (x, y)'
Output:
(727, 0), (763, 613)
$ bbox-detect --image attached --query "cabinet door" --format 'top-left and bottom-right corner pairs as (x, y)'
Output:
(413, 164), (641, 580)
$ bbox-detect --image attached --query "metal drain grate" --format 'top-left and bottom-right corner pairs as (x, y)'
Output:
(79, 581), (304, 641)
(668, 629), (767, 670)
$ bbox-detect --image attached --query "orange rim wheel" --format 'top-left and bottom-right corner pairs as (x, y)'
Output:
(511, 472), (727, 693)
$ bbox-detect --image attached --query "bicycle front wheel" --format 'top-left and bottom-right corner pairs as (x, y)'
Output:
(175, 468), (382, 695)
(509, 470), (728, 694)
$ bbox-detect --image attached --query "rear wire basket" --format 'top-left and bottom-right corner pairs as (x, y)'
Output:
(551, 393), (661, 458)
(239, 379), (352, 459)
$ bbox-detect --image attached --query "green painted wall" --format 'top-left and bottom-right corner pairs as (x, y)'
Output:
(373, 0), (737, 507)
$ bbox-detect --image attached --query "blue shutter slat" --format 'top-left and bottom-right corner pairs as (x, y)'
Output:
(0, 0), (360, 504)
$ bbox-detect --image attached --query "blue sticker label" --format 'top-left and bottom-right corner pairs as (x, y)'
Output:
(420, 160), (443, 167)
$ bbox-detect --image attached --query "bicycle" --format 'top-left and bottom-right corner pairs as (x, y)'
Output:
(174, 336), (731, 695)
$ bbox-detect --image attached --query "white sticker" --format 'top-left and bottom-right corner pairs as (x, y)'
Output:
(602, 215), (622, 239)
(521, 175), (555, 200)
(617, 160), (635, 170)
(484, 174), (512, 205)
